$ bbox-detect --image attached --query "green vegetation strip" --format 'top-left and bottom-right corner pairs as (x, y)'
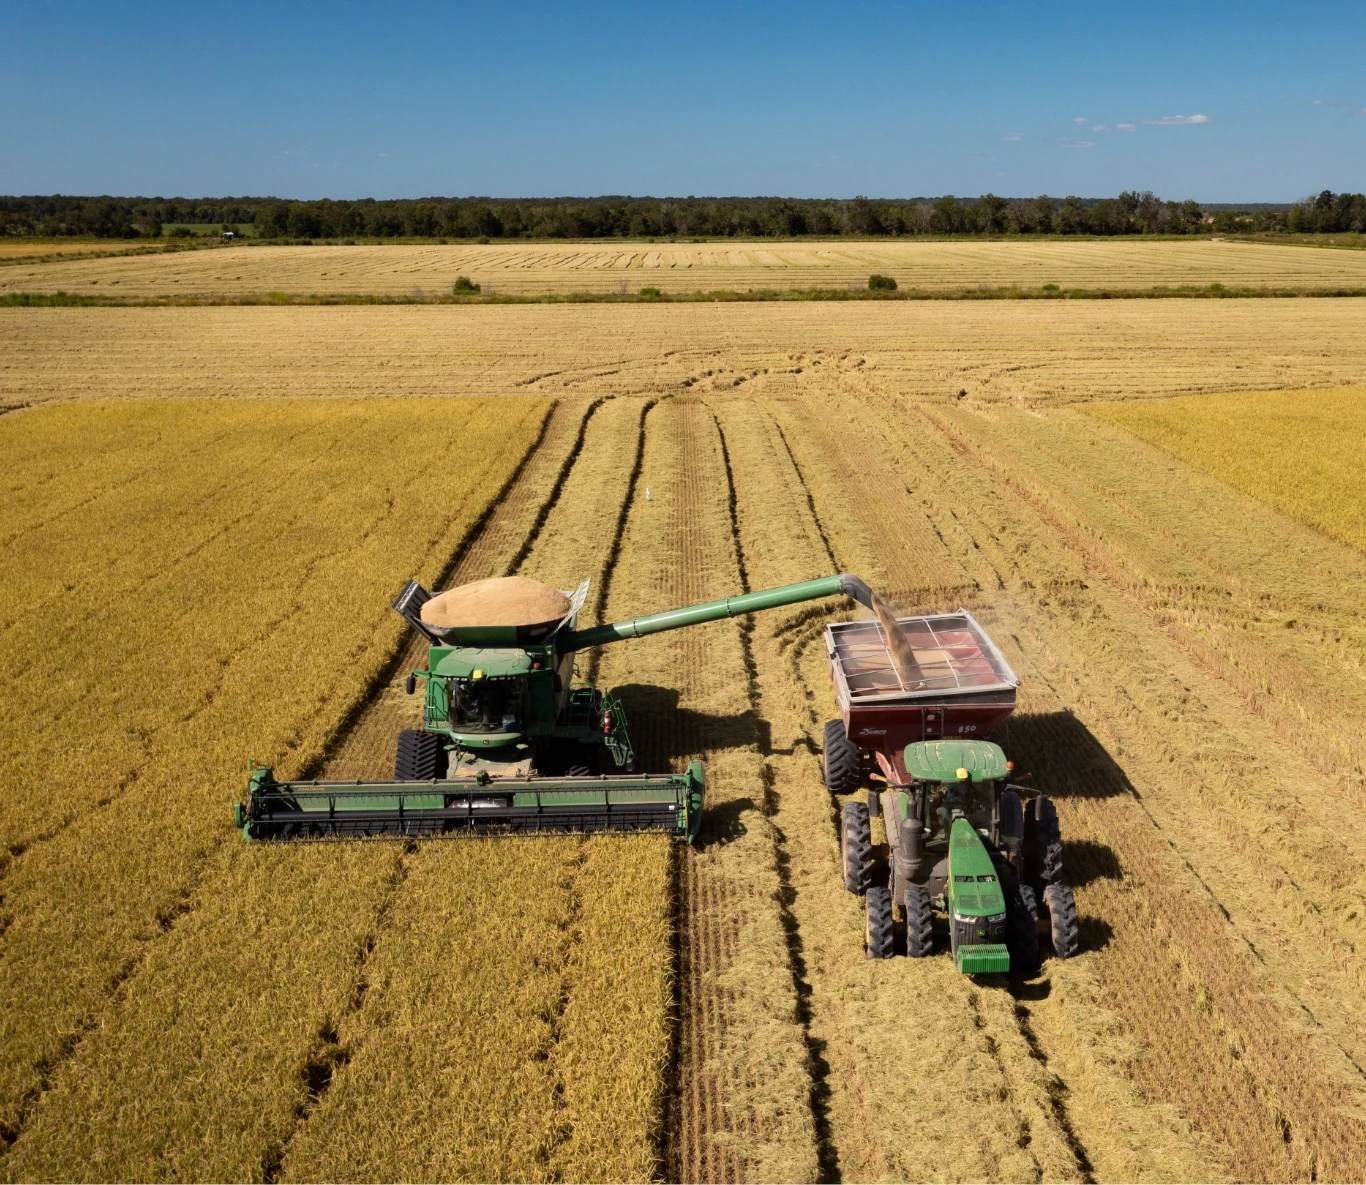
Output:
(8, 283), (1366, 308)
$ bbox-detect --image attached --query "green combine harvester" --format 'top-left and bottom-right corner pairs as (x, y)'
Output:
(236, 572), (878, 843)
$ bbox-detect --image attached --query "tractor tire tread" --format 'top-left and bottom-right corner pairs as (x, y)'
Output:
(1008, 883), (1040, 972)
(1044, 882), (1081, 959)
(904, 883), (934, 957)
(866, 887), (894, 960)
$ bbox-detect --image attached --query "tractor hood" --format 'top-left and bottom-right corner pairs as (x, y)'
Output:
(904, 739), (1008, 784)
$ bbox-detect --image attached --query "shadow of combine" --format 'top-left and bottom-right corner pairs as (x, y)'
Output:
(611, 682), (763, 768)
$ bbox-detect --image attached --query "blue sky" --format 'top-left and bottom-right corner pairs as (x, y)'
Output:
(2, 0), (1363, 201)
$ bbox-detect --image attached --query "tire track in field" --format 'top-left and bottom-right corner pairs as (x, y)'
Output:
(708, 402), (839, 1182)
(718, 395), (1088, 1182)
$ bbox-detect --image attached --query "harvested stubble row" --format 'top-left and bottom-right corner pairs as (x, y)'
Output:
(7, 300), (1366, 412)
(594, 397), (819, 1183)
(0, 396), (551, 1168)
(787, 370), (1366, 1180)
(705, 393), (1208, 1182)
(8, 238), (1366, 297)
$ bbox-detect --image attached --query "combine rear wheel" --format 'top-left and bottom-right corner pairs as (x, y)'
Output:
(903, 884), (934, 957)
(840, 801), (872, 894)
(395, 730), (447, 780)
(1044, 882), (1081, 959)
(1007, 883), (1040, 972)
(866, 886), (894, 959)
(823, 720), (861, 793)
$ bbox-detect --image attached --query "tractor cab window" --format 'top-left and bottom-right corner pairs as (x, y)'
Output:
(925, 778), (994, 845)
(448, 677), (523, 733)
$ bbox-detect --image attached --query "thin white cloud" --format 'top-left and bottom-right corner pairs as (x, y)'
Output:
(1090, 124), (1107, 131)
(1002, 132), (1023, 142)
(1116, 122), (1137, 131)
(1310, 99), (1327, 107)
(1074, 116), (1089, 125)
(1145, 114), (1209, 126)
(377, 152), (390, 158)
(1057, 137), (1096, 150)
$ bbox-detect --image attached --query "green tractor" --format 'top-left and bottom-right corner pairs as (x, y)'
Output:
(840, 738), (1080, 971)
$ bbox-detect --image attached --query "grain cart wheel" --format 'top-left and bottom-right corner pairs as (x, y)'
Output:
(395, 730), (447, 781)
(1007, 883), (1040, 972)
(1043, 882), (1081, 959)
(903, 883), (934, 957)
(1034, 796), (1064, 885)
(823, 720), (861, 794)
(866, 886), (894, 959)
(840, 801), (873, 894)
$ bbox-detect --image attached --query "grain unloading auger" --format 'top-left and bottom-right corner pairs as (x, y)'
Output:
(236, 573), (878, 843)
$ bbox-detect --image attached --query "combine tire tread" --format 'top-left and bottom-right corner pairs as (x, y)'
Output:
(1008, 883), (1040, 972)
(904, 883), (934, 957)
(395, 729), (447, 781)
(823, 720), (861, 794)
(866, 887), (894, 959)
(840, 801), (873, 894)
(1044, 882), (1081, 959)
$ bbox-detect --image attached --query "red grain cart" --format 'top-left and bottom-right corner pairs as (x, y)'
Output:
(823, 609), (1019, 787)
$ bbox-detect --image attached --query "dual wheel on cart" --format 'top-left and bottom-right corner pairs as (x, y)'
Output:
(824, 720), (1081, 967)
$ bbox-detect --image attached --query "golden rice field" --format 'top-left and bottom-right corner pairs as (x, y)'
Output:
(6, 238), (1366, 298)
(1088, 384), (1366, 552)
(3, 289), (1366, 1182)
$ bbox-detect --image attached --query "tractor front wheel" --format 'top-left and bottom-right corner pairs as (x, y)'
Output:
(395, 730), (447, 781)
(866, 886), (894, 959)
(840, 801), (872, 894)
(1043, 882), (1081, 959)
(823, 720), (861, 794)
(1007, 883), (1040, 973)
(904, 884), (934, 957)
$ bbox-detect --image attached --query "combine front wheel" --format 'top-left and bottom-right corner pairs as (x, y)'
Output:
(866, 887), (894, 959)
(840, 801), (872, 894)
(823, 720), (861, 794)
(1043, 882), (1081, 959)
(395, 730), (447, 781)
(903, 884), (934, 957)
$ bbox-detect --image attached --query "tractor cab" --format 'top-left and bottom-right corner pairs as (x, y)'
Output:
(902, 738), (1012, 853)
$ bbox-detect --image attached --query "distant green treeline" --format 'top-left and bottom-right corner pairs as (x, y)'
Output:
(2, 190), (1363, 241)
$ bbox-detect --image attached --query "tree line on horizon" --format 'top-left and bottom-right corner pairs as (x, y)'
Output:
(1, 190), (1363, 241)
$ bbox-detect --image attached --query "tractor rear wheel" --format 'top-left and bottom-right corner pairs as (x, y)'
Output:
(904, 883), (934, 957)
(395, 730), (447, 781)
(866, 886), (894, 959)
(1031, 795), (1064, 886)
(823, 720), (861, 794)
(1007, 883), (1040, 972)
(1044, 882), (1081, 959)
(840, 801), (872, 894)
